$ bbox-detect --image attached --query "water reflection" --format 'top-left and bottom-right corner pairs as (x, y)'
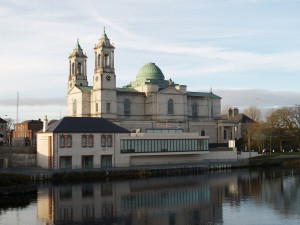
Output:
(4, 168), (300, 225)
(37, 173), (231, 225)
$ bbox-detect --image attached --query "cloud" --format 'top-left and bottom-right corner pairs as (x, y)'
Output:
(214, 89), (300, 109)
(0, 97), (65, 106)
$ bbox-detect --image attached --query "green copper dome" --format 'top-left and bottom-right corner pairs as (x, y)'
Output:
(125, 62), (173, 90)
(136, 63), (165, 82)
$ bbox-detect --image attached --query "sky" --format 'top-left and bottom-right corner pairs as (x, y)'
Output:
(1, 0), (300, 122)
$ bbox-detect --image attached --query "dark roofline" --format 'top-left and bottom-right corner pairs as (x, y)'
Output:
(44, 117), (130, 133)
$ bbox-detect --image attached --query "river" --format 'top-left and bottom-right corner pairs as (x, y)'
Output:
(1, 167), (300, 225)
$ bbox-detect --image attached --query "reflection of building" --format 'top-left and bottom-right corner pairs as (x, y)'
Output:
(12, 119), (43, 146)
(37, 116), (227, 170)
(67, 30), (226, 143)
(37, 175), (230, 225)
(0, 117), (7, 145)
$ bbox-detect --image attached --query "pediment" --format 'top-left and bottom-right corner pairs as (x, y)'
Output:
(158, 86), (185, 95)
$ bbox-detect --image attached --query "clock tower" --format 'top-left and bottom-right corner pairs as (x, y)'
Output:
(91, 29), (117, 119)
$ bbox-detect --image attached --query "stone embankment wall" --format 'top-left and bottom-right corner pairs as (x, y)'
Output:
(0, 146), (36, 168)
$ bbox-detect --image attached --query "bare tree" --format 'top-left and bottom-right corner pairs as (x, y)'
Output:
(243, 105), (261, 121)
(5, 118), (15, 132)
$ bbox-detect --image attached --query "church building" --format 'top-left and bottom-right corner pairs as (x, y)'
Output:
(67, 29), (233, 144)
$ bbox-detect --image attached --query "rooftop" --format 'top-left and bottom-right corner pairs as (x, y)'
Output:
(44, 117), (130, 133)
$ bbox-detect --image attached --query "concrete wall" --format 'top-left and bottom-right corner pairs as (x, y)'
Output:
(0, 146), (36, 167)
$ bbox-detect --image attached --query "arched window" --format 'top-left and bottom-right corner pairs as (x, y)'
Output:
(124, 99), (130, 115)
(72, 63), (75, 75)
(168, 99), (174, 114)
(77, 62), (82, 75)
(104, 54), (109, 68)
(98, 54), (101, 68)
(72, 99), (77, 116)
(200, 130), (206, 136)
(192, 102), (198, 117)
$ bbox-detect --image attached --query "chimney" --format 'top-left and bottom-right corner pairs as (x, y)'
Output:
(228, 108), (233, 117)
(43, 115), (48, 132)
(233, 108), (239, 116)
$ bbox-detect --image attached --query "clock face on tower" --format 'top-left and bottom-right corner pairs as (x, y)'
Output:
(106, 75), (111, 81)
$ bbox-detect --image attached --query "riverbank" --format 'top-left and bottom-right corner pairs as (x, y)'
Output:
(1, 153), (300, 195)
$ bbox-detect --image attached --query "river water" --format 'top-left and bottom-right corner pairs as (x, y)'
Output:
(1, 167), (300, 225)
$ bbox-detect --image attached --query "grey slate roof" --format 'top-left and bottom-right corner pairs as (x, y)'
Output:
(221, 113), (254, 123)
(76, 85), (93, 91)
(45, 117), (130, 133)
(187, 91), (221, 99)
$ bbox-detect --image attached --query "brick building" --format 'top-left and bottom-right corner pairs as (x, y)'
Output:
(12, 119), (43, 146)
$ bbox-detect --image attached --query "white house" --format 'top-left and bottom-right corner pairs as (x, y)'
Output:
(37, 116), (239, 170)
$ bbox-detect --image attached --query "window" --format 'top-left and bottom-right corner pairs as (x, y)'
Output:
(192, 102), (198, 117)
(88, 135), (93, 147)
(104, 54), (109, 68)
(77, 62), (82, 75)
(82, 135), (87, 147)
(66, 135), (72, 147)
(60, 135), (65, 148)
(101, 134), (113, 147)
(168, 99), (174, 114)
(101, 135), (106, 147)
(101, 155), (112, 168)
(82, 184), (94, 198)
(82, 135), (94, 147)
(107, 102), (111, 113)
(82, 155), (93, 169)
(96, 103), (98, 112)
(200, 130), (206, 136)
(72, 63), (75, 75)
(124, 99), (130, 115)
(120, 139), (209, 153)
(82, 205), (94, 221)
(59, 156), (72, 169)
(107, 135), (112, 147)
(224, 130), (227, 140)
(98, 54), (101, 68)
(72, 99), (77, 116)
(59, 135), (72, 148)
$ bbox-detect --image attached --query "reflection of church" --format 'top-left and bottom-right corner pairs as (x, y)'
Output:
(67, 29), (227, 143)
(37, 176), (225, 225)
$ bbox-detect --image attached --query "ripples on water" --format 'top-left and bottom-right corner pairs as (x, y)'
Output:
(1, 168), (300, 225)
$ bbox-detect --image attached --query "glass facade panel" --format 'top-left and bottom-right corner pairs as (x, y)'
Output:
(120, 138), (208, 153)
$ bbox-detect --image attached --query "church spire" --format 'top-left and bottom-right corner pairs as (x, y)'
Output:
(101, 27), (108, 40)
(68, 38), (88, 91)
(71, 38), (85, 57)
